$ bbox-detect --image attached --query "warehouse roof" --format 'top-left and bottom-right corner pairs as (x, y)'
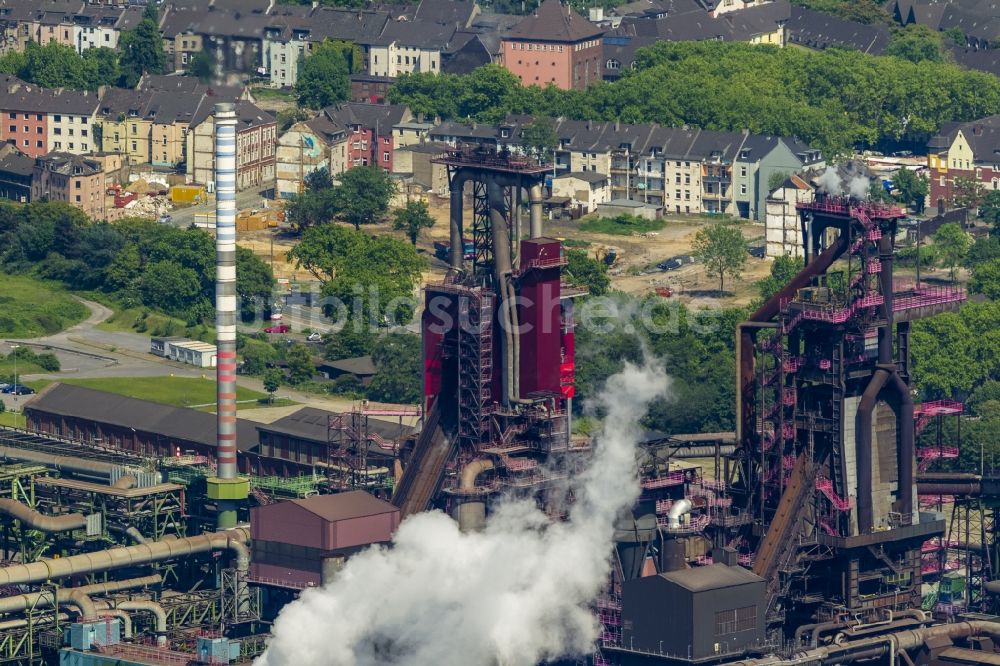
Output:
(256, 406), (414, 443)
(24, 383), (259, 453)
(289, 490), (398, 522)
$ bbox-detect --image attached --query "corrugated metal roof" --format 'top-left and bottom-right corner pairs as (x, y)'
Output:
(24, 383), (259, 453)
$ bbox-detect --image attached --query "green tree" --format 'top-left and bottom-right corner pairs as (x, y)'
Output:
(262, 368), (283, 402)
(334, 166), (396, 230)
(236, 246), (274, 320)
(82, 47), (121, 88)
(971, 259), (1000, 299)
(953, 175), (985, 211)
(241, 339), (277, 375)
(520, 117), (558, 164)
(768, 171), (789, 193)
(964, 235), (1000, 268)
(980, 190), (1000, 229)
(366, 332), (421, 404)
(285, 343), (315, 384)
(324, 325), (375, 360)
(138, 261), (203, 316)
(391, 200), (435, 245)
(295, 40), (353, 109)
(892, 168), (929, 212)
(565, 248), (610, 296)
(887, 24), (944, 63)
(692, 223), (747, 293)
(188, 49), (215, 83)
(933, 222), (971, 281)
(119, 9), (166, 88)
(757, 255), (803, 302)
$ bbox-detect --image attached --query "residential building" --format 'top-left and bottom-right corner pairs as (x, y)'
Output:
(551, 171), (610, 213)
(186, 100), (276, 191)
(764, 173), (813, 258)
(0, 143), (33, 203)
(392, 142), (450, 194)
(927, 114), (1000, 209)
(603, 0), (789, 75)
(784, 5), (890, 54)
(323, 103), (412, 172)
(351, 74), (394, 104)
(276, 115), (347, 199)
(369, 19), (457, 78)
(0, 79), (101, 157)
(394, 121), (435, 150)
(73, 4), (125, 54)
(733, 135), (824, 220)
(32, 152), (107, 220)
(501, 0), (604, 90)
(890, 0), (1000, 51)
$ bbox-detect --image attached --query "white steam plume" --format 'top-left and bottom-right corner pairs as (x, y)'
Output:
(847, 175), (871, 200)
(816, 167), (842, 195)
(256, 362), (669, 666)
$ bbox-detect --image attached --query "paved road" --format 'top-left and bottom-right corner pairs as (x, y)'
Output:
(5, 298), (417, 417)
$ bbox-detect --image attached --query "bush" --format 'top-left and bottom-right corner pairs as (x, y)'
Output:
(35, 352), (60, 372)
(578, 214), (666, 236)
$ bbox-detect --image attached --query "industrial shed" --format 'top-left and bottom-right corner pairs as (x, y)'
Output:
(250, 490), (399, 587)
(23, 383), (259, 471)
(620, 564), (765, 662)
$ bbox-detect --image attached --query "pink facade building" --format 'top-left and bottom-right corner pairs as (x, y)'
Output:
(501, 0), (604, 91)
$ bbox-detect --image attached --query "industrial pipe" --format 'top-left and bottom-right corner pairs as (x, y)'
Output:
(0, 528), (249, 586)
(666, 445), (736, 458)
(889, 372), (915, 519)
(528, 183), (543, 238)
(114, 600), (168, 646)
(667, 498), (692, 529)
(0, 498), (87, 532)
(0, 445), (117, 480)
(454, 459), (495, 531)
(0, 574), (161, 619)
(856, 367), (889, 533)
(488, 178), (520, 406)
(918, 481), (982, 495)
(95, 606), (133, 639)
(113, 474), (137, 490)
(124, 526), (148, 544)
(449, 178), (466, 271)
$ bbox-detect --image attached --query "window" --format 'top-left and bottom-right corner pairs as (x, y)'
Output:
(740, 184), (747, 195)
(940, 176), (946, 187)
(715, 606), (756, 635)
(54, 115), (61, 122)
(36, 140), (41, 148)
(7, 113), (13, 119)
(69, 128), (74, 136)
(740, 166), (747, 177)
(35, 114), (41, 121)
(75, 180), (81, 189)
(22, 126), (26, 133)
(383, 151), (389, 162)
(68, 143), (73, 150)
(131, 141), (137, 152)
(684, 190), (690, 200)
(684, 174), (690, 185)
(75, 195), (81, 202)
(7, 125), (13, 133)
(82, 129), (87, 137)
(54, 141), (61, 149)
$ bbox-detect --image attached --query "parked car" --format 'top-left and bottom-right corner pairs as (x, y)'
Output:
(0, 383), (10, 392)
(158, 213), (172, 224)
(264, 325), (290, 334)
(657, 258), (683, 272)
(748, 245), (766, 258)
(306, 332), (322, 342)
(3, 384), (34, 395)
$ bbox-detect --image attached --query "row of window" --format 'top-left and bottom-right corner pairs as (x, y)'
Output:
(510, 42), (565, 53)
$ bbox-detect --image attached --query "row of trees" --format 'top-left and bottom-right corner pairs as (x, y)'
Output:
(389, 42), (1000, 155)
(0, 201), (274, 324)
(0, 4), (165, 90)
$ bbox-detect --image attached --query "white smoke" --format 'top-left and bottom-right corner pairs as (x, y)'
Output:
(816, 166), (871, 200)
(847, 175), (871, 200)
(256, 362), (669, 666)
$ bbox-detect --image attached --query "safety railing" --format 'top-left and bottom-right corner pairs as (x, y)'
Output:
(816, 477), (853, 510)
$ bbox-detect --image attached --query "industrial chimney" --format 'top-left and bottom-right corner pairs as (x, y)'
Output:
(206, 103), (248, 530)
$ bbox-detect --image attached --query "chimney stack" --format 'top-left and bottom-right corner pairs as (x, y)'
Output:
(206, 102), (248, 530)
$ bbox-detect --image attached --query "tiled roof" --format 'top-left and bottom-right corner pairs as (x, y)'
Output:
(0, 80), (101, 115)
(504, 0), (604, 43)
(785, 5), (890, 54)
(929, 114), (1000, 162)
(322, 102), (410, 132)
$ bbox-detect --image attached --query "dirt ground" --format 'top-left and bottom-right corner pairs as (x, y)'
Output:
(237, 195), (774, 309)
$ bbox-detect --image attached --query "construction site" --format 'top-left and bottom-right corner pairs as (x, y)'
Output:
(0, 106), (999, 666)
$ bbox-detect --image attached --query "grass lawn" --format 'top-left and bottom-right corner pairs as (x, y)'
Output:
(88, 295), (214, 343)
(578, 214), (667, 236)
(50, 376), (288, 410)
(0, 276), (89, 338)
(0, 411), (26, 428)
(250, 87), (296, 101)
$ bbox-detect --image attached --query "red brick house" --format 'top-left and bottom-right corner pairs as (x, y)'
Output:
(928, 114), (1000, 209)
(322, 102), (412, 173)
(500, 0), (604, 91)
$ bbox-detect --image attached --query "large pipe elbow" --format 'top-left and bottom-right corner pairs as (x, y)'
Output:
(460, 459), (494, 490)
(116, 600), (168, 646)
(0, 498), (87, 532)
(667, 498), (693, 529)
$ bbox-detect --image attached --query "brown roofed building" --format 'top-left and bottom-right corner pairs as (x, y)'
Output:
(501, 0), (604, 90)
(32, 151), (106, 220)
(250, 491), (400, 588)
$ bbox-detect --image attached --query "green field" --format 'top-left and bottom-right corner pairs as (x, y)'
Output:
(578, 214), (667, 236)
(46, 376), (290, 410)
(250, 87), (296, 101)
(90, 296), (214, 342)
(0, 276), (89, 338)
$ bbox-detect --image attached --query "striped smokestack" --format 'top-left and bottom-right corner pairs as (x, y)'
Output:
(207, 102), (247, 529)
